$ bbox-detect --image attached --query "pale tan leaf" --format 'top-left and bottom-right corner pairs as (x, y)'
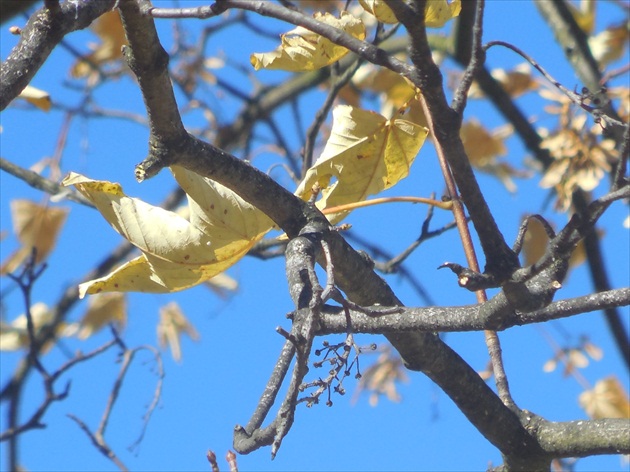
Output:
(425, 0), (461, 28)
(0, 303), (52, 351)
(589, 23), (629, 66)
(295, 102), (428, 223)
(1, 200), (68, 275)
(359, 0), (398, 24)
(521, 217), (551, 267)
(157, 301), (200, 362)
(567, 0), (595, 34)
(71, 10), (126, 78)
(18, 85), (51, 112)
(63, 170), (273, 296)
(491, 63), (540, 98)
(579, 376), (630, 419)
(77, 292), (126, 340)
(250, 12), (365, 71)
(460, 119), (508, 165)
(205, 273), (239, 299)
(352, 346), (408, 406)
(542, 358), (558, 373)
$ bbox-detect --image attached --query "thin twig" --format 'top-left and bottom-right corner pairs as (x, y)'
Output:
(452, 0), (485, 115)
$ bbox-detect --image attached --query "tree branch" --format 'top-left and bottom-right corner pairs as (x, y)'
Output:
(0, 0), (116, 111)
(316, 288), (630, 335)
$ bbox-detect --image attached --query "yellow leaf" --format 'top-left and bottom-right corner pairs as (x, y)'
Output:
(205, 273), (239, 299)
(491, 64), (539, 98)
(352, 346), (408, 406)
(62, 169), (273, 296)
(299, 0), (344, 12)
(460, 119), (525, 192)
(18, 85), (51, 112)
(579, 376), (630, 419)
(295, 103), (428, 224)
(589, 23), (630, 67)
(521, 216), (595, 271)
(0, 303), (52, 351)
(567, 0), (595, 35)
(77, 293), (126, 339)
(460, 119), (508, 165)
(425, 0), (461, 28)
(157, 301), (199, 362)
(250, 11), (366, 71)
(521, 217), (550, 268)
(350, 64), (418, 115)
(71, 10), (126, 78)
(359, 0), (398, 24)
(1, 200), (68, 274)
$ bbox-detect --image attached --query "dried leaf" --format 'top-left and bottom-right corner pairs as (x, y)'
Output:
(352, 346), (408, 406)
(299, 0), (344, 12)
(494, 63), (540, 97)
(589, 22), (630, 67)
(1, 200), (68, 274)
(157, 301), (199, 362)
(77, 292), (126, 340)
(579, 376), (630, 419)
(460, 119), (508, 165)
(567, 0), (595, 34)
(61, 169), (273, 296)
(349, 64), (417, 115)
(295, 102), (428, 223)
(205, 273), (239, 299)
(18, 85), (51, 111)
(521, 217), (594, 271)
(0, 303), (52, 351)
(359, 0), (398, 24)
(250, 12), (366, 71)
(460, 120), (525, 192)
(71, 10), (126, 78)
(425, 0), (461, 28)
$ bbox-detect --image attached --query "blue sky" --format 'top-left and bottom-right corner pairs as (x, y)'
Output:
(1, 1), (629, 471)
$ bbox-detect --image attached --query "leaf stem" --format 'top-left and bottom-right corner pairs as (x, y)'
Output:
(321, 196), (453, 215)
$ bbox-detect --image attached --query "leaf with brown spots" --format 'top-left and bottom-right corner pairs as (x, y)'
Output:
(250, 12), (365, 72)
(62, 170), (273, 296)
(295, 101), (428, 223)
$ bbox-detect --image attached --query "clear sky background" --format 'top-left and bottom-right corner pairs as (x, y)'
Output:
(1, 1), (629, 471)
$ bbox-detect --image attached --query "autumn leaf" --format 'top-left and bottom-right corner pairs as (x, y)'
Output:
(537, 103), (616, 211)
(1, 200), (68, 275)
(359, 0), (460, 27)
(295, 102), (428, 223)
(17, 85), (51, 112)
(567, 0), (595, 34)
(425, 0), (462, 27)
(205, 273), (239, 299)
(250, 12), (365, 71)
(76, 292), (126, 340)
(62, 168), (273, 297)
(359, 0), (398, 24)
(579, 376), (630, 419)
(588, 22), (630, 66)
(0, 303), (54, 351)
(352, 346), (408, 406)
(346, 64), (418, 115)
(459, 119), (526, 193)
(157, 301), (200, 362)
(469, 64), (539, 99)
(520, 216), (597, 272)
(71, 10), (126, 79)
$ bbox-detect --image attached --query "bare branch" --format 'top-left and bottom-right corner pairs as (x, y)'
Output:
(0, 0), (116, 111)
(0, 157), (94, 207)
(316, 288), (630, 335)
